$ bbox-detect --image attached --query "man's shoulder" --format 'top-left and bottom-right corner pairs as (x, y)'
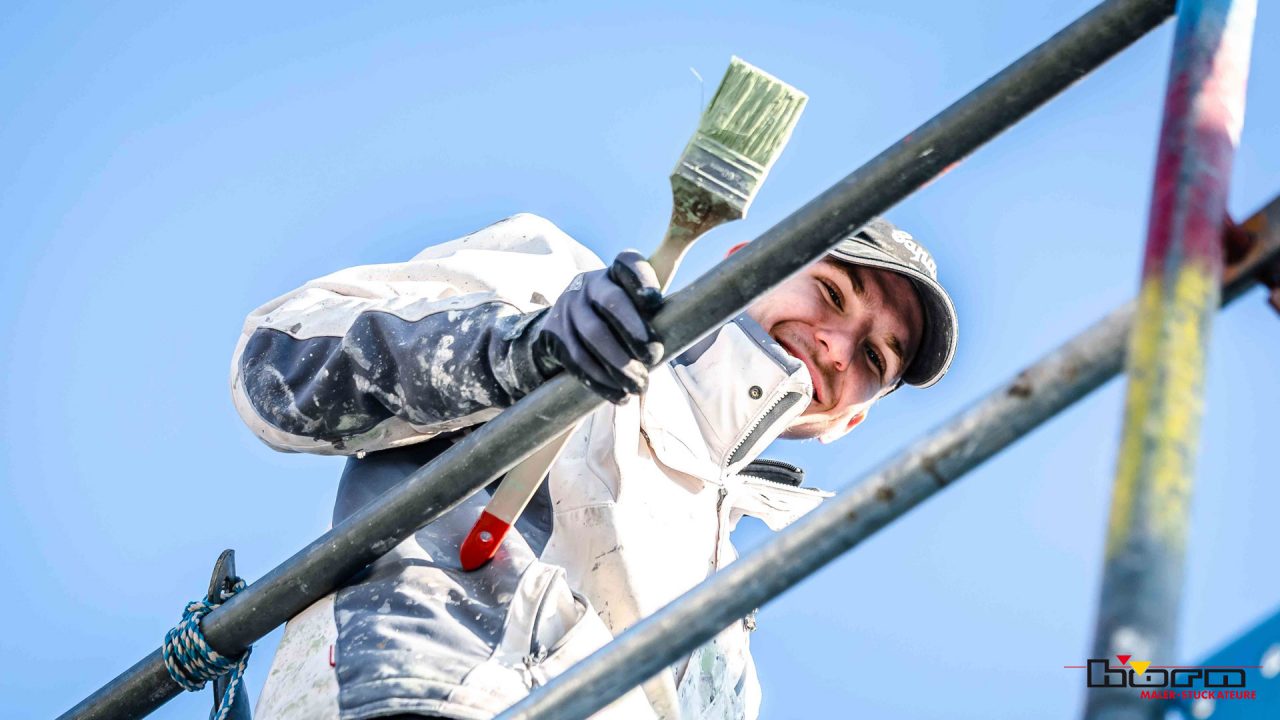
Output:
(410, 213), (605, 273)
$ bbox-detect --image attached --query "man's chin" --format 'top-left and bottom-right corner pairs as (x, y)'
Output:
(780, 420), (824, 441)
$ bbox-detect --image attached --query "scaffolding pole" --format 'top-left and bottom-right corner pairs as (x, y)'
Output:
(59, 0), (1176, 718)
(497, 198), (1280, 720)
(1084, 1), (1256, 718)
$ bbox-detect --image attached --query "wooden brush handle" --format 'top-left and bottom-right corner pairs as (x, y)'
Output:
(648, 232), (689, 292)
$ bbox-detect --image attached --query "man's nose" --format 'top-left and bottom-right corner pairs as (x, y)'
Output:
(814, 325), (856, 372)
(816, 310), (875, 372)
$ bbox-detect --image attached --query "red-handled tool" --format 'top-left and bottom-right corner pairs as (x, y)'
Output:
(459, 433), (570, 570)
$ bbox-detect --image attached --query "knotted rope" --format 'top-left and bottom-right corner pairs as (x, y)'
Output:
(163, 577), (252, 720)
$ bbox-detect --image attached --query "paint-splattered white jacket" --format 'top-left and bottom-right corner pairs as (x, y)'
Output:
(234, 214), (829, 720)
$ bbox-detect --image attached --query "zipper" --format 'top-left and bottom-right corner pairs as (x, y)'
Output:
(712, 486), (729, 568)
(748, 457), (803, 474)
(740, 457), (804, 486)
(736, 473), (826, 494)
(716, 389), (805, 570)
(724, 391), (807, 468)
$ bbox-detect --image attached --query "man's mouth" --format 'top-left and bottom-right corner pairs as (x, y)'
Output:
(777, 337), (824, 406)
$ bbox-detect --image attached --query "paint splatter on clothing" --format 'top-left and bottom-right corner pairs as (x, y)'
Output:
(239, 304), (544, 445)
(241, 215), (829, 720)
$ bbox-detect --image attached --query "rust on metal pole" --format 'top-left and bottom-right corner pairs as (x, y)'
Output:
(1084, 1), (1255, 718)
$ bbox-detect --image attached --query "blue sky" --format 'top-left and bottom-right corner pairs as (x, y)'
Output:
(2, 1), (1277, 718)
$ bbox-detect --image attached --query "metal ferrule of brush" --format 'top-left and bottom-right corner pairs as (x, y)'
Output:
(671, 134), (767, 222)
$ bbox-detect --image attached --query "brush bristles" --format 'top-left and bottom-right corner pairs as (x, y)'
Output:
(697, 56), (808, 169)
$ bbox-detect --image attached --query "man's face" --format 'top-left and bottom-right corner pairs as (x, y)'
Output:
(747, 258), (925, 442)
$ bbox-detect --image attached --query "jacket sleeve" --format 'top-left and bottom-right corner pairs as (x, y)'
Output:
(230, 214), (604, 455)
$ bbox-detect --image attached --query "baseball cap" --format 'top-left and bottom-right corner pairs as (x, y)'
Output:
(827, 218), (958, 388)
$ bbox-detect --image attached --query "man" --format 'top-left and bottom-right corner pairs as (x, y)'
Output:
(234, 212), (957, 719)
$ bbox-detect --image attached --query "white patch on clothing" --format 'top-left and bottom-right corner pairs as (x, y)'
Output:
(254, 595), (339, 720)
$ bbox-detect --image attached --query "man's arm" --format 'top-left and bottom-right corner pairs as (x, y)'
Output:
(234, 295), (546, 453)
(230, 214), (662, 456)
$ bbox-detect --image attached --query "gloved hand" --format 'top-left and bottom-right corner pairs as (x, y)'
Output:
(532, 250), (665, 403)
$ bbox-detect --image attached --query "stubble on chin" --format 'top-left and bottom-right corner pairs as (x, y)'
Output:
(780, 417), (825, 441)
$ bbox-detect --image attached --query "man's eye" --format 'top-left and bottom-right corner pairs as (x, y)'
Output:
(866, 343), (885, 379)
(822, 280), (843, 310)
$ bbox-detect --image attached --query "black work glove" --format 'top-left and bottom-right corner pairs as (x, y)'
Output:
(531, 250), (664, 403)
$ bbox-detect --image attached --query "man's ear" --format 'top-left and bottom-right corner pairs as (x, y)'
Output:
(726, 241), (749, 258)
(818, 410), (867, 445)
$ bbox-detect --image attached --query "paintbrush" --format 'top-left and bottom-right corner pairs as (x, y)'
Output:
(460, 57), (807, 571)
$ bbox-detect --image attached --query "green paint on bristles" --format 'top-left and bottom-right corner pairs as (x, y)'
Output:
(698, 56), (808, 169)
(651, 56), (806, 288)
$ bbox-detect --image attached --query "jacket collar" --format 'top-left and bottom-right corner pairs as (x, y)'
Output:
(640, 315), (813, 482)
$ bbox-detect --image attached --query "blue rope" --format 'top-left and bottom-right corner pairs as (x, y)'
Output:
(163, 578), (252, 720)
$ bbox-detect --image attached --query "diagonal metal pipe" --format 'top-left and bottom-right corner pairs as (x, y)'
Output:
(58, 0), (1176, 717)
(498, 196), (1280, 720)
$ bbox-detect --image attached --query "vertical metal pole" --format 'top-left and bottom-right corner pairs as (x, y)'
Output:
(1084, 1), (1254, 718)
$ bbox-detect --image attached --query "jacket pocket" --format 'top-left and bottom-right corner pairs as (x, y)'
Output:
(454, 560), (566, 704)
(478, 559), (589, 679)
(527, 588), (603, 685)
(519, 562), (663, 719)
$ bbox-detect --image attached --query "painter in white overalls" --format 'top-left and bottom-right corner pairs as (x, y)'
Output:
(231, 213), (957, 719)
